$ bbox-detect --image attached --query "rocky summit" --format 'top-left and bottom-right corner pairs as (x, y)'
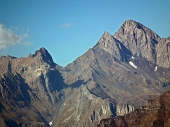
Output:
(0, 20), (170, 127)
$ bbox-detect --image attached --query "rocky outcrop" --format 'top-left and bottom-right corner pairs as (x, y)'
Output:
(95, 31), (133, 62)
(97, 91), (170, 127)
(114, 20), (170, 68)
(0, 71), (52, 127)
(156, 37), (170, 68)
(0, 48), (65, 127)
(54, 85), (115, 127)
(114, 20), (160, 63)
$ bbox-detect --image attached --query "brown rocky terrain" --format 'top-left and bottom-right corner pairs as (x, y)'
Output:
(0, 48), (65, 127)
(97, 91), (170, 127)
(0, 20), (170, 127)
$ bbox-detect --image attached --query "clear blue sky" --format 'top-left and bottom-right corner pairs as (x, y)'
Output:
(0, 0), (170, 66)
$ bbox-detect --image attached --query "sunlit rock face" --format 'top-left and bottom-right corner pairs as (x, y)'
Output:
(97, 91), (170, 127)
(0, 20), (170, 127)
(0, 48), (65, 127)
(114, 20), (160, 63)
(114, 20), (170, 68)
(156, 37), (170, 68)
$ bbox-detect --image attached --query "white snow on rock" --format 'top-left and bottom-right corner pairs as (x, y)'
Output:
(49, 121), (53, 126)
(154, 66), (157, 71)
(129, 61), (137, 69)
(131, 56), (135, 59)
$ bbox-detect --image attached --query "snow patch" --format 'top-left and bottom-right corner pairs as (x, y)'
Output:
(49, 121), (53, 126)
(129, 61), (137, 69)
(131, 56), (135, 59)
(154, 66), (157, 71)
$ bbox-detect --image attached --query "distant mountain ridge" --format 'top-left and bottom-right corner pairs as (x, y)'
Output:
(0, 19), (170, 127)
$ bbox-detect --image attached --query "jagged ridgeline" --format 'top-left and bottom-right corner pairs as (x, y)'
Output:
(0, 20), (170, 127)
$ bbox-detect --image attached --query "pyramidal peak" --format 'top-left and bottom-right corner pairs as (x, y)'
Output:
(103, 31), (111, 37)
(97, 31), (114, 45)
(34, 47), (54, 65)
(35, 47), (49, 55)
(113, 19), (161, 63)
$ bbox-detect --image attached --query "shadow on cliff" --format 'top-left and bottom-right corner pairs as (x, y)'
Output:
(117, 40), (132, 62)
(4, 120), (22, 127)
(0, 102), (4, 113)
(14, 73), (32, 103)
(0, 72), (32, 104)
(68, 78), (92, 88)
(46, 69), (67, 91)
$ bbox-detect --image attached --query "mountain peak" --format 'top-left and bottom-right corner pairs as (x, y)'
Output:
(103, 31), (111, 37)
(122, 19), (139, 28)
(34, 47), (54, 65)
(36, 47), (48, 54)
(114, 19), (160, 63)
(96, 31), (113, 45)
(121, 19), (150, 32)
(123, 19), (138, 27)
(119, 19), (160, 38)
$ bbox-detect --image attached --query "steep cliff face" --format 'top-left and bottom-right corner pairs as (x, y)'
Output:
(0, 71), (52, 127)
(114, 20), (160, 63)
(97, 91), (170, 127)
(0, 48), (65, 127)
(114, 20), (170, 68)
(54, 85), (115, 127)
(156, 37), (170, 68)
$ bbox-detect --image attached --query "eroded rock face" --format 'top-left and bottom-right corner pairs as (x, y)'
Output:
(0, 20), (170, 127)
(114, 20), (160, 63)
(0, 48), (64, 127)
(54, 85), (115, 127)
(114, 20), (170, 68)
(156, 37), (170, 68)
(97, 91), (170, 127)
(0, 71), (53, 127)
